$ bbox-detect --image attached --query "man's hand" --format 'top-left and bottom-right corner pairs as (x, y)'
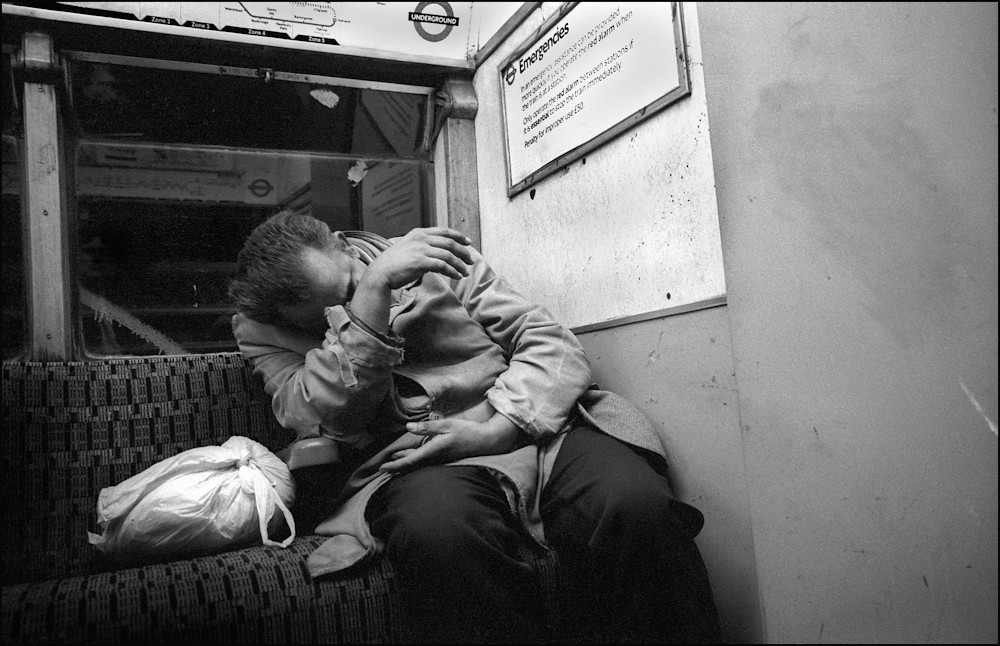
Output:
(363, 227), (474, 291)
(379, 413), (521, 473)
(349, 227), (473, 335)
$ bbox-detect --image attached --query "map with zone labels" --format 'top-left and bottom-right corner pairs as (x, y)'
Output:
(49, 2), (475, 61)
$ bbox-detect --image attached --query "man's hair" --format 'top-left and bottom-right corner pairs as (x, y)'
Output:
(228, 211), (346, 325)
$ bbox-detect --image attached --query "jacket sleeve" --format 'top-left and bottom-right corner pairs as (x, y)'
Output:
(452, 246), (594, 439)
(231, 306), (403, 444)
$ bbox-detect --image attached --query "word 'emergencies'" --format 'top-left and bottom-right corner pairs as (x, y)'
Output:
(517, 8), (635, 149)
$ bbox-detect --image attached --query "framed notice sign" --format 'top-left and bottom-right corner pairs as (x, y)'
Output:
(499, 2), (689, 196)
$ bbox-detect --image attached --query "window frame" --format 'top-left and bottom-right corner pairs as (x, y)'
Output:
(7, 27), (460, 361)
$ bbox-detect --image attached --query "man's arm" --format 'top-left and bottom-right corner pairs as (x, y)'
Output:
(233, 227), (474, 444)
(378, 246), (594, 473)
(232, 308), (402, 444)
(457, 246), (594, 438)
(347, 227), (473, 333)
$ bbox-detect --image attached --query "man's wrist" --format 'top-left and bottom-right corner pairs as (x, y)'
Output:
(346, 271), (393, 334)
(486, 413), (521, 450)
(344, 303), (403, 347)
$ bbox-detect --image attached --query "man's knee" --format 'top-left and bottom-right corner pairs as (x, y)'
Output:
(595, 477), (704, 545)
(549, 427), (706, 539)
(374, 466), (512, 558)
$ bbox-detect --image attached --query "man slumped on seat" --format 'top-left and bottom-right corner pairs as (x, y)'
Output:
(228, 211), (720, 643)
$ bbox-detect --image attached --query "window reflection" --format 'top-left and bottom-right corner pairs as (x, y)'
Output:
(75, 142), (429, 356)
(70, 61), (429, 158)
(77, 200), (260, 355)
(1, 154), (24, 360)
(2, 51), (24, 360)
(69, 57), (431, 357)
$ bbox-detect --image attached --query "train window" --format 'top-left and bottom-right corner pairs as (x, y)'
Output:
(2, 50), (25, 360)
(69, 59), (429, 158)
(67, 57), (433, 357)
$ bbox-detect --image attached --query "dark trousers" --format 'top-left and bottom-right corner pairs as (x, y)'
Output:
(367, 424), (721, 643)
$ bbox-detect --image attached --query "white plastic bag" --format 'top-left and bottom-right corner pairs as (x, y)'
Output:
(88, 436), (296, 560)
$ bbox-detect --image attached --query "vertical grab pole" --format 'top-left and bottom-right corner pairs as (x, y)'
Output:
(432, 77), (481, 250)
(21, 31), (72, 360)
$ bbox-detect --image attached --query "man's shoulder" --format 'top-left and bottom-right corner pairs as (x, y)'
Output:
(232, 311), (320, 356)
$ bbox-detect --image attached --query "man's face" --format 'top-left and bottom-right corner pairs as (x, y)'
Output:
(278, 240), (366, 336)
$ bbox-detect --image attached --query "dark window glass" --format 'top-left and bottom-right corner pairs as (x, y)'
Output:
(2, 52), (25, 360)
(69, 61), (429, 158)
(69, 59), (431, 357)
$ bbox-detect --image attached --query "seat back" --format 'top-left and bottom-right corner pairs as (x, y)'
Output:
(0, 353), (293, 584)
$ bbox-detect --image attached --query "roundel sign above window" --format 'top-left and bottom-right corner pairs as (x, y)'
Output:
(409, 2), (459, 43)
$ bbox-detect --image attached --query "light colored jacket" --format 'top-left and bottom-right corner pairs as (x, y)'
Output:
(232, 235), (670, 576)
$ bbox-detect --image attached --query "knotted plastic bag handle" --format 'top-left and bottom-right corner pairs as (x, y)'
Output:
(239, 456), (296, 548)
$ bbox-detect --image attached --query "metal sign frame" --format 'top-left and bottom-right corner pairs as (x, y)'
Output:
(498, 2), (690, 197)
